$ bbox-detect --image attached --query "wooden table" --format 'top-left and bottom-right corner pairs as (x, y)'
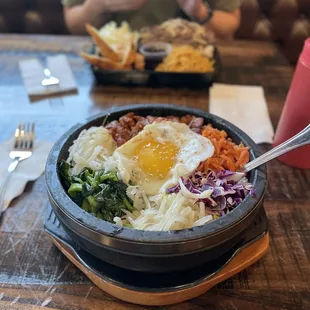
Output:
(0, 34), (309, 310)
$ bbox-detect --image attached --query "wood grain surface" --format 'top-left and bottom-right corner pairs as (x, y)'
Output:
(0, 35), (309, 310)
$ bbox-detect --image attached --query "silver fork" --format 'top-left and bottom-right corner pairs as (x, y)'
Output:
(0, 123), (35, 216)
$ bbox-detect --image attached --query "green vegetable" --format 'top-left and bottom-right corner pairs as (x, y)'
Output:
(58, 160), (134, 223)
(81, 199), (91, 212)
(68, 183), (83, 197)
(58, 161), (72, 188)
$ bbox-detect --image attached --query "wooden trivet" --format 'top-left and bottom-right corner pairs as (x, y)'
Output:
(51, 233), (269, 306)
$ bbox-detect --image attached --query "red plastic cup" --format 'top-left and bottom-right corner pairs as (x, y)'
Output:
(273, 38), (310, 169)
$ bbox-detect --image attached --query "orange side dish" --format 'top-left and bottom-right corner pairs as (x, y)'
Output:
(200, 124), (250, 172)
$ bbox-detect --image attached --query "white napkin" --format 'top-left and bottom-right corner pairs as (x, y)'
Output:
(19, 55), (77, 97)
(209, 83), (274, 144)
(0, 137), (53, 211)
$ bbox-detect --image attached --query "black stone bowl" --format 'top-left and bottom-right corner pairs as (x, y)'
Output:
(45, 104), (267, 273)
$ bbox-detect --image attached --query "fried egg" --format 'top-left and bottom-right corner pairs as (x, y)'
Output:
(112, 121), (214, 195)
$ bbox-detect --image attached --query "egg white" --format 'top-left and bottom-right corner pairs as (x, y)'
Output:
(112, 121), (214, 195)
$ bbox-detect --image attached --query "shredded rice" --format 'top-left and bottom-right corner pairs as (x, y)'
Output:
(117, 185), (213, 231)
(155, 45), (214, 73)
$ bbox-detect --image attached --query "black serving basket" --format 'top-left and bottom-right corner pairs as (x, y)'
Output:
(90, 46), (221, 89)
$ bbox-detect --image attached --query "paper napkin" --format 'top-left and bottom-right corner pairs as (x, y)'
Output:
(209, 83), (274, 144)
(19, 55), (77, 97)
(0, 137), (53, 211)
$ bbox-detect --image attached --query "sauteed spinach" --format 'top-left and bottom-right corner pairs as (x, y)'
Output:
(59, 160), (134, 223)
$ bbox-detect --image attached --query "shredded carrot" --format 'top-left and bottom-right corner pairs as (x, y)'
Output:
(200, 124), (250, 172)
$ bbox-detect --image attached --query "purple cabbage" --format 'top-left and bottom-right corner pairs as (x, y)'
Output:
(166, 170), (254, 217)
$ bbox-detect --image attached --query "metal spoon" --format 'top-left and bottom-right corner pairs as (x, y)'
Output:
(41, 68), (59, 87)
(40, 67), (63, 108)
(242, 124), (310, 173)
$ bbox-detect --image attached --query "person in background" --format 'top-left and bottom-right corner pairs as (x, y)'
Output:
(63, 0), (241, 39)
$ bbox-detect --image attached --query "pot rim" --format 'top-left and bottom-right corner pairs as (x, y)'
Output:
(45, 104), (267, 244)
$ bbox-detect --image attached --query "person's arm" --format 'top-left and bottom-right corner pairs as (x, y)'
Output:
(64, 0), (147, 35)
(177, 0), (241, 39)
(207, 9), (241, 40)
(64, 0), (110, 35)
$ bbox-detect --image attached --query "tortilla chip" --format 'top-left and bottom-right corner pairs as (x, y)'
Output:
(134, 53), (145, 71)
(80, 52), (124, 70)
(85, 24), (121, 62)
(121, 43), (136, 67)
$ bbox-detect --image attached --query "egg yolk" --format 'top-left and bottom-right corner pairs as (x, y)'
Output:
(134, 138), (178, 179)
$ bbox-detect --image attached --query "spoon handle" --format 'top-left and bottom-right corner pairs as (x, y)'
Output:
(43, 68), (52, 78)
(243, 124), (310, 173)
